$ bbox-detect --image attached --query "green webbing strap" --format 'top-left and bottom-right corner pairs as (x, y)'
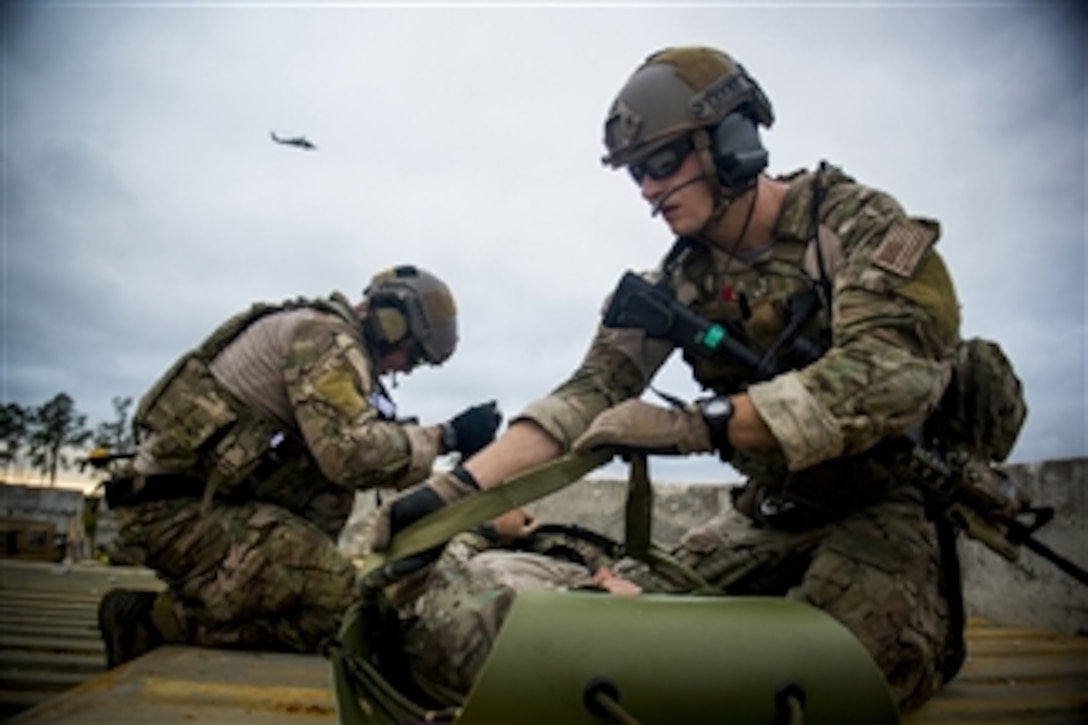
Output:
(622, 452), (715, 594)
(624, 453), (652, 558)
(359, 448), (615, 582)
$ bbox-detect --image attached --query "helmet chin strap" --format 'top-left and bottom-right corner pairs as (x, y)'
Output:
(690, 128), (759, 242)
(701, 179), (760, 273)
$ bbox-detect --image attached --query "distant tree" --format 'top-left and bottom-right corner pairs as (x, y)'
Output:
(27, 393), (93, 486)
(1, 402), (30, 478)
(93, 395), (135, 451)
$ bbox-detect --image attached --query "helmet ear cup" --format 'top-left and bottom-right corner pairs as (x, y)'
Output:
(711, 112), (768, 187)
(373, 306), (408, 344)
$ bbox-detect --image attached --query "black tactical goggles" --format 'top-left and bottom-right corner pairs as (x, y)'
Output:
(628, 136), (695, 184)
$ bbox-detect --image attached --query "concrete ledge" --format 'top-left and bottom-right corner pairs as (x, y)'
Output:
(341, 457), (1088, 636)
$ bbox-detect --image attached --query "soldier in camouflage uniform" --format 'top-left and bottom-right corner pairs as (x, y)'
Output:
(370, 47), (978, 712)
(97, 265), (503, 669)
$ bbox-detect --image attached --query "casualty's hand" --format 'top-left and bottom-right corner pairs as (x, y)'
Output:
(368, 468), (479, 552)
(591, 567), (642, 596)
(491, 507), (538, 542)
(572, 399), (713, 455)
(441, 401), (503, 458)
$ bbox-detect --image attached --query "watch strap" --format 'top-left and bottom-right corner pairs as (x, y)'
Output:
(701, 397), (735, 462)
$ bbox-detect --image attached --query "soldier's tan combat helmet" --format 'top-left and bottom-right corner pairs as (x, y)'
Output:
(602, 46), (775, 189)
(364, 265), (458, 365)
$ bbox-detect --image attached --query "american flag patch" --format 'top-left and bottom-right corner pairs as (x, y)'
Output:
(872, 220), (937, 277)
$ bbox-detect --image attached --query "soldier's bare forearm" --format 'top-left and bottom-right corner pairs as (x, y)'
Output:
(463, 419), (562, 490)
(729, 394), (778, 451)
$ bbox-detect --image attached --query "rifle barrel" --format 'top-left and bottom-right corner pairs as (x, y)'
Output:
(1018, 529), (1088, 587)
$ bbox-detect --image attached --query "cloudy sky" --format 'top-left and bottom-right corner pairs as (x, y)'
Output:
(2, 1), (1084, 485)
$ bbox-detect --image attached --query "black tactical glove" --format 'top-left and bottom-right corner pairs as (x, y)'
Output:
(362, 467), (480, 589)
(368, 467), (480, 553)
(440, 401), (502, 458)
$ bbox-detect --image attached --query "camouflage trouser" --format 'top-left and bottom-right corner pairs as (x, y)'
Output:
(399, 533), (601, 706)
(113, 496), (356, 654)
(616, 493), (956, 713)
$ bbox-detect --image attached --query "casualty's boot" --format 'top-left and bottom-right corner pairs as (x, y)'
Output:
(97, 589), (164, 669)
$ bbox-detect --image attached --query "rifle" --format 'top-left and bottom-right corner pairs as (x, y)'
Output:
(602, 270), (1088, 588)
(603, 271), (827, 382)
(78, 448), (136, 473)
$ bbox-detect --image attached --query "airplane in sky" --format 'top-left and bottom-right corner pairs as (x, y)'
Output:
(270, 131), (316, 150)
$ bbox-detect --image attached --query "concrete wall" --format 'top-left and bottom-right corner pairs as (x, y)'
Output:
(0, 483), (88, 562)
(957, 457), (1086, 636)
(0, 484), (85, 532)
(340, 457), (1087, 636)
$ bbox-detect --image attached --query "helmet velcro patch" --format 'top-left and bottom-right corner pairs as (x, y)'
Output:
(649, 47), (733, 90)
(313, 363), (367, 420)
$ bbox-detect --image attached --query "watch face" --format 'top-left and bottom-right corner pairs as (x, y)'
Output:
(703, 397), (732, 418)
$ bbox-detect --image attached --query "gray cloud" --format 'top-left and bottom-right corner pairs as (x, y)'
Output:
(2, 2), (1083, 483)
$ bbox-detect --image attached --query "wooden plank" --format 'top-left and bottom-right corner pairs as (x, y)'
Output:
(907, 621), (1088, 724)
(0, 618), (103, 640)
(0, 635), (104, 654)
(0, 601), (100, 616)
(0, 649), (104, 672)
(0, 669), (90, 689)
(7, 646), (337, 724)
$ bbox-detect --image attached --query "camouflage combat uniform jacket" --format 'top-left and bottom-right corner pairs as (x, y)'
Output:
(129, 292), (440, 537)
(520, 163), (960, 522)
(109, 294), (443, 654)
(513, 163), (964, 711)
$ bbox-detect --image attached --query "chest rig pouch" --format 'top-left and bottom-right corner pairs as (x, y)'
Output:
(134, 296), (363, 505)
(668, 167), (916, 527)
(674, 238), (831, 395)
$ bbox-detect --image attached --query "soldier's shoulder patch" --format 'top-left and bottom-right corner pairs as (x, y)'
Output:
(313, 363), (367, 419)
(872, 219), (938, 277)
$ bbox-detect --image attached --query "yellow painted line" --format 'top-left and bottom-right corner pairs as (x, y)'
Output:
(140, 676), (335, 713)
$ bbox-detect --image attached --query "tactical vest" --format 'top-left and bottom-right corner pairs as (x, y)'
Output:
(664, 170), (924, 525)
(665, 170), (1025, 526)
(668, 235), (833, 395)
(133, 295), (365, 520)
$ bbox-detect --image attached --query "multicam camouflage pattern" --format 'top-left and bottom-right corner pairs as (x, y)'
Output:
(365, 266), (459, 364)
(614, 484), (956, 713)
(278, 312), (439, 492)
(509, 163), (966, 712)
(602, 46), (774, 168)
(134, 293), (439, 514)
(399, 533), (603, 706)
(119, 293), (442, 652)
(403, 494), (953, 713)
(933, 337), (1027, 462)
(520, 163), (960, 491)
(113, 497), (356, 653)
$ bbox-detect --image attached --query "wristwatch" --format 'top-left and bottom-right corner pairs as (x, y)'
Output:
(698, 395), (735, 461)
